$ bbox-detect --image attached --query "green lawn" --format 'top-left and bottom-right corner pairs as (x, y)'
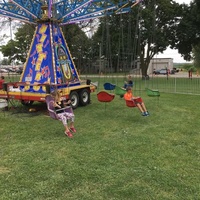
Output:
(0, 91), (199, 200)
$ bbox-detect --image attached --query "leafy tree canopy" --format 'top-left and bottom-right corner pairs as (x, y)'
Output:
(92, 0), (182, 76)
(193, 43), (200, 68)
(0, 23), (35, 63)
(173, 0), (200, 61)
(62, 24), (90, 71)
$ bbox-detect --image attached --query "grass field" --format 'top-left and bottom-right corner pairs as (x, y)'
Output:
(0, 90), (199, 200)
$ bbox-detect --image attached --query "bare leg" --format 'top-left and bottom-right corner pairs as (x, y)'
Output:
(136, 103), (144, 112)
(133, 98), (149, 116)
(69, 116), (75, 128)
(140, 102), (147, 112)
(69, 121), (76, 133)
(65, 125), (70, 132)
(58, 113), (73, 137)
(69, 122), (74, 129)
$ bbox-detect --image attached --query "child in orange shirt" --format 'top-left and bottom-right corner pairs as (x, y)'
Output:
(124, 87), (149, 116)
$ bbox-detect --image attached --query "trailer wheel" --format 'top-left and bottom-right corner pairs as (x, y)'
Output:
(70, 91), (79, 109)
(21, 100), (34, 106)
(79, 89), (90, 106)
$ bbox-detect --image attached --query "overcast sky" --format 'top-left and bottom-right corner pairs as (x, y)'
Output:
(157, 0), (192, 63)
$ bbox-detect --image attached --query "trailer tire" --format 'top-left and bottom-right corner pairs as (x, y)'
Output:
(79, 89), (90, 106)
(21, 100), (34, 106)
(70, 91), (79, 109)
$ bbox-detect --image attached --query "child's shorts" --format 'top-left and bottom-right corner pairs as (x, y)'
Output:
(134, 97), (143, 104)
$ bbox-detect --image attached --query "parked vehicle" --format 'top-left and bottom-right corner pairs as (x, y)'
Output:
(0, 68), (9, 73)
(154, 69), (168, 75)
(6, 68), (16, 72)
(154, 69), (175, 75)
(170, 69), (175, 74)
(173, 67), (179, 73)
(16, 68), (23, 74)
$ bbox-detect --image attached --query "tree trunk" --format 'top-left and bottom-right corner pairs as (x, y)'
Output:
(140, 54), (150, 77)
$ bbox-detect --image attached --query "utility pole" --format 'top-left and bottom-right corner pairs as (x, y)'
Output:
(99, 43), (102, 74)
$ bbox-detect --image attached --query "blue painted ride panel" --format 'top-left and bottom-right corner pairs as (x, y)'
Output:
(20, 23), (80, 93)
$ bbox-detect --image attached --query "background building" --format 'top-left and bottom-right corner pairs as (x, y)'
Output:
(148, 58), (173, 74)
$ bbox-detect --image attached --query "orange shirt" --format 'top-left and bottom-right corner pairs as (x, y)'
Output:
(124, 92), (133, 100)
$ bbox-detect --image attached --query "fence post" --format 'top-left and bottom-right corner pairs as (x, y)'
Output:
(174, 77), (176, 93)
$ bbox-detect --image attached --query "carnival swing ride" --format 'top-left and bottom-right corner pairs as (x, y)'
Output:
(0, 0), (140, 109)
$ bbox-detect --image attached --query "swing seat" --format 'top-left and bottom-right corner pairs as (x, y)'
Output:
(115, 86), (126, 96)
(146, 88), (160, 97)
(103, 83), (116, 91)
(45, 95), (73, 120)
(97, 91), (115, 102)
(125, 100), (137, 107)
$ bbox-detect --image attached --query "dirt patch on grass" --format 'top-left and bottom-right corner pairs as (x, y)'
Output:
(0, 167), (10, 174)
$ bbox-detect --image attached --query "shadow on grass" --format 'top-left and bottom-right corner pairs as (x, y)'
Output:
(1, 102), (49, 118)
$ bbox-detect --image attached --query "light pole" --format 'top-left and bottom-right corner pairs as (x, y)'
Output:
(99, 43), (102, 74)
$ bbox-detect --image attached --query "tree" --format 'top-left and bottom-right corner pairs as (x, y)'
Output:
(0, 24), (35, 63)
(0, 58), (10, 65)
(172, 0), (200, 61)
(138, 0), (182, 77)
(91, 0), (182, 76)
(193, 43), (200, 68)
(62, 24), (90, 73)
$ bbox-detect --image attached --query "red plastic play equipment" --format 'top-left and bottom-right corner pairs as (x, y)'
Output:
(125, 100), (137, 107)
(97, 91), (115, 102)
